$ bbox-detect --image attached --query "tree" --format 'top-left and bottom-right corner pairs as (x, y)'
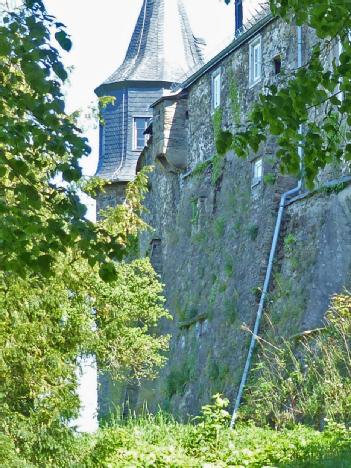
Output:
(0, 0), (126, 278)
(221, 0), (351, 187)
(0, 169), (170, 465)
(0, 2), (171, 464)
(0, 244), (170, 466)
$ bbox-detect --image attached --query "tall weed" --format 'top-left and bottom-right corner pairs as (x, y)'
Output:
(242, 293), (351, 428)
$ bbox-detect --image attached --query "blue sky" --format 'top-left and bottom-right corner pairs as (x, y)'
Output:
(42, 0), (234, 432)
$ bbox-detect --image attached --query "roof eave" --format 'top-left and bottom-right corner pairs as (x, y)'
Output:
(94, 79), (177, 97)
(150, 90), (189, 108)
(179, 13), (275, 92)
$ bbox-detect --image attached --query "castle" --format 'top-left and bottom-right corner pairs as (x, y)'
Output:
(96, 0), (351, 418)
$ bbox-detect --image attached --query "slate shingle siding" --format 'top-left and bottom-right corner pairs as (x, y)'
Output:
(97, 88), (127, 180)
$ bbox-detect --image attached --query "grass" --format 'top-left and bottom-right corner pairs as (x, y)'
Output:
(4, 390), (351, 467)
(64, 413), (351, 467)
(318, 180), (348, 195)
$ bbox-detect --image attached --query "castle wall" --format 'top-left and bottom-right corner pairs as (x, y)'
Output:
(268, 185), (351, 338)
(138, 147), (288, 417)
(96, 13), (351, 419)
(134, 18), (351, 418)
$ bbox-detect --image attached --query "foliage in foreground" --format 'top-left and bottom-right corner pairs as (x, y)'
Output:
(0, 253), (169, 466)
(2, 395), (351, 467)
(242, 293), (351, 429)
(0, 170), (169, 466)
(45, 293), (351, 468)
(0, 1), (134, 278)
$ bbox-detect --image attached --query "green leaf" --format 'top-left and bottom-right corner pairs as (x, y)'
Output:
(216, 130), (233, 155)
(0, 35), (11, 56)
(99, 262), (117, 282)
(52, 62), (68, 81)
(37, 254), (54, 274)
(0, 165), (7, 177)
(55, 30), (72, 52)
(62, 164), (82, 182)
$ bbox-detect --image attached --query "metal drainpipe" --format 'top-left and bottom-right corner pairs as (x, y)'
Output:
(230, 25), (304, 428)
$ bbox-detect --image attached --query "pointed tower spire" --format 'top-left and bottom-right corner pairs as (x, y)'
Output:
(95, 0), (204, 184)
(101, 0), (204, 86)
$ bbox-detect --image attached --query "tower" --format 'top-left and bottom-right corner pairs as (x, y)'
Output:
(95, 0), (204, 417)
(95, 0), (204, 213)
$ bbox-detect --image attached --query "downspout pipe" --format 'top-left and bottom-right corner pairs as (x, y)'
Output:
(230, 181), (301, 428)
(230, 25), (304, 428)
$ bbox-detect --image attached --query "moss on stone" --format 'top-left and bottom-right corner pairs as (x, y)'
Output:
(213, 217), (226, 239)
(247, 223), (259, 241)
(191, 159), (212, 177)
(224, 260), (234, 277)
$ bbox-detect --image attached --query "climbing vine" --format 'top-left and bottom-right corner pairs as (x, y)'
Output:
(213, 106), (223, 140)
(228, 70), (241, 127)
(212, 107), (226, 185)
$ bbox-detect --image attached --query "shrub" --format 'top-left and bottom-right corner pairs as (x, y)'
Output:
(70, 401), (351, 467)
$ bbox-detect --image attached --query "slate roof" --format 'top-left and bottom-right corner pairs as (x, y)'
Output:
(99, 0), (204, 87)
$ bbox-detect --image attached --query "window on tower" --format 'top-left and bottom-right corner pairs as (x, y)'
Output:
(133, 117), (150, 150)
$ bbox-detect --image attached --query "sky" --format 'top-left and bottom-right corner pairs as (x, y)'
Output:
(41, 0), (235, 432)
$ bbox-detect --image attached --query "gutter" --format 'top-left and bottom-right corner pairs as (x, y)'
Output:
(230, 25), (304, 428)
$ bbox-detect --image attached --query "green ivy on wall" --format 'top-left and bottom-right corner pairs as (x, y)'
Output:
(228, 70), (241, 127)
(212, 107), (227, 185)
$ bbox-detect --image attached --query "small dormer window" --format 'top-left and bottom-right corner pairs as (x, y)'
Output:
(252, 158), (263, 186)
(211, 69), (221, 110)
(249, 36), (262, 86)
(133, 117), (150, 151)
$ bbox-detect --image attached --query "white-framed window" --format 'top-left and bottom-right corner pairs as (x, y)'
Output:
(133, 117), (150, 151)
(252, 158), (263, 186)
(211, 69), (221, 110)
(249, 36), (262, 86)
